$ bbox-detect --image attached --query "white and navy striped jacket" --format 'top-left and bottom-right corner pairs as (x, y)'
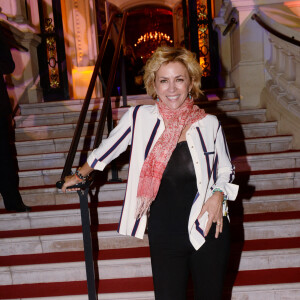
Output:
(87, 105), (239, 250)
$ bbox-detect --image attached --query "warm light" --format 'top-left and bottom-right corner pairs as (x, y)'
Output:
(284, 1), (300, 7)
(284, 1), (300, 17)
(135, 31), (173, 46)
(72, 66), (96, 99)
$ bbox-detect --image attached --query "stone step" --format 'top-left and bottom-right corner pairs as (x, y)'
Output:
(15, 136), (96, 156)
(0, 182), (127, 208)
(220, 108), (267, 124)
(0, 257), (152, 285)
(15, 149), (300, 176)
(236, 168), (300, 191)
(0, 205), (122, 231)
(16, 97), (241, 127)
(1, 195), (300, 232)
(18, 95), (153, 116)
(15, 121), (110, 142)
(1, 217), (299, 256)
(233, 190), (300, 214)
(0, 230), (149, 256)
(232, 150), (300, 172)
(18, 96), (239, 115)
(0, 281), (299, 300)
(16, 164), (300, 191)
(15, 135), (293, 172)
(225, 121), (278, 139)
(228, 135), (292, 154)
(14, 108), (270, 143)
(1, 178), (300, 218)
(230, 283), (300, 300)
(15, 127), (284, 156)
(1, 248), (299, 286)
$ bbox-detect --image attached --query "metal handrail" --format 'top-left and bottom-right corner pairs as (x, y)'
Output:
(93, 13), (127, 148)
(252, 13), (300, 47)
(222, 17), (237, 36)
(60, 11), (119, 179)
(56, 11), (128, 300)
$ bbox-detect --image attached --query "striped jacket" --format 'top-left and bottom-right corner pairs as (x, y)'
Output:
(87, 105), (239, 250)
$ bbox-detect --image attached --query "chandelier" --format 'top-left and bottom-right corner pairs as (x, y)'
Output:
(134, 31), (173, 46)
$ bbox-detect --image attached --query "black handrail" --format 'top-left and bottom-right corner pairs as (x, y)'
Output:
(222, 18), (237, 36)
(60, 11), (118, 180)
(93, 13), (127, 148)
(56, 11), (128, 300)
(0, 22), (29, 52)
(252, 13), (300, 47)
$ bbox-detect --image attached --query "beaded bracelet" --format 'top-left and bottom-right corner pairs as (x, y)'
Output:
(75, 169), (88, 181)
(212, 188), (227, 202)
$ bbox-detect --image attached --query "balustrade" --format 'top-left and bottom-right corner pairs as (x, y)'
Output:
(266, 34), (300, 104)
(263, 29), (300, 148)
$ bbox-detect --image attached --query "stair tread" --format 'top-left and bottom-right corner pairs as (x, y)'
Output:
(15, 118), (276, 131)
(1, 237), (300, 266)
(1, 211), (299, 239)
(16, 165), (300, 176)
(14, 167), (300, 191)
(16, 149), (299, 167)
(15, 129), (287, 143)
(0, 268), (299, 299)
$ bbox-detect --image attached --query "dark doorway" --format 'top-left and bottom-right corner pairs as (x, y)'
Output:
(126, 7), (174, 64)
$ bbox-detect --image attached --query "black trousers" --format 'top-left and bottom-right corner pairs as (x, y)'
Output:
(148, 217), (230, 300)
(0, 116), (23, 209)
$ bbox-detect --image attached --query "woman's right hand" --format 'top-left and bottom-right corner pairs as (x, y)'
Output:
(61, 175), (82, 193)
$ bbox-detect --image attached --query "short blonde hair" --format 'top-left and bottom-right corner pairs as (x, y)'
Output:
(143, 47), (203, 99)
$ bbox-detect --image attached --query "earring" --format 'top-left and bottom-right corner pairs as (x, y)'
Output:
(188, 92), (192, 99)
(156, 97), (159, 102)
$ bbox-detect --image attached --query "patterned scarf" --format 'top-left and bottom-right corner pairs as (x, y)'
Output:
(136, 97), (206, 218)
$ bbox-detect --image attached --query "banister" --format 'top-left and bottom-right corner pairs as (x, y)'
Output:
(222, 17), (237, 36)
(251, 13), (300, 47)
(56, 11), (127, 300)
(93, 12), (128, 148)
(60, 11), (119, 179)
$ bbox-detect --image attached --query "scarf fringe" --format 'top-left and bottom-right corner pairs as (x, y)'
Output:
(135, 196), (154, 219)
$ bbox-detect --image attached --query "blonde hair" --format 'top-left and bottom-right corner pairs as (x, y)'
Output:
(143, 47), (203, 99)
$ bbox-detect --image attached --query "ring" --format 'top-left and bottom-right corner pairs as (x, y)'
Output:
(217, 222), (221, 225)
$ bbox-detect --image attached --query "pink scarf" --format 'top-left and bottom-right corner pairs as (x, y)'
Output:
(136, 97), (206, 218)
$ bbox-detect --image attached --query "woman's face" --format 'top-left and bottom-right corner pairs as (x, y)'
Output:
(154, 61), (192, 110)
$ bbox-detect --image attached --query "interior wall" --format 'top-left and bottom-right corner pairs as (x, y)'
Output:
(60, 0), (100, 99)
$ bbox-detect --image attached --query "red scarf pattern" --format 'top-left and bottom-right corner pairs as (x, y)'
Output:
(136, 97), (206, 217)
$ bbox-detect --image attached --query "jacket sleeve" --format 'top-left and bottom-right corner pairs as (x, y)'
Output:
(210, 122), (239, 201)
(87, 107), (134, 171)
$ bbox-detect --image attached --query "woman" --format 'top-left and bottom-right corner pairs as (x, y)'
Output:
(62, 47), (238, 299)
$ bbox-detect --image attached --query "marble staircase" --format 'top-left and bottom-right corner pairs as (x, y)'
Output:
(0, 94), (300, 300)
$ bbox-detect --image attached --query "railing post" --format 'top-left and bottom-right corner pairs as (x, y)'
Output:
(285, 53), (296, 82)
(107, 100), (122, 182)
(120, 49), (128, 107)
(56, 12), (126, 300)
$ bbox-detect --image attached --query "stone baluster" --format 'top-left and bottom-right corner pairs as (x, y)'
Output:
(285, 53), (296, 82)
(295, 58), (300, 105)
(276, 45), (284, 75)
(295, 58), (300, 88)
(268, 39), (276, 68)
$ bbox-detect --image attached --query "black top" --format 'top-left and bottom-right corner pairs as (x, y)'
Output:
(148, 141), (198, 237)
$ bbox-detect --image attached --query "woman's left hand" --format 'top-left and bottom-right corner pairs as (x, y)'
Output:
(198, 191), (223, 238)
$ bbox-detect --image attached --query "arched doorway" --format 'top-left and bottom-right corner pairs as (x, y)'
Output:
(125, 7), (174, 63)
(121, 6), (174, 94)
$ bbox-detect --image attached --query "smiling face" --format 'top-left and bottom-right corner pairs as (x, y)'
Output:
(154, 61), (193, 110)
